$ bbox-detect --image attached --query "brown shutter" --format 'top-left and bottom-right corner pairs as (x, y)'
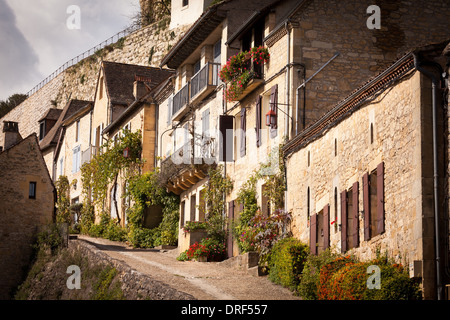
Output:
(363, 172), (370, 241)
(323, 204), (330, 249)
(352, 181), (359, 248)
(227, 200), (235, 258)
(270, 85), (278, 138)
(310, 214), (317, 255)
(341, 190), (347, 253)
(240, 107), (246, 157)
(219, 115), (234, 162)
(377, 162), (385, 234)
(256, 96), (261, 147)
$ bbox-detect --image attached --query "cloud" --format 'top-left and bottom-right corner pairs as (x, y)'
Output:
(0, 0), (43, 100)
(1, 0), (139, 100)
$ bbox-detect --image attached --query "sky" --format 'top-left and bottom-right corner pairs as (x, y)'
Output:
(0, 0), (140, 101)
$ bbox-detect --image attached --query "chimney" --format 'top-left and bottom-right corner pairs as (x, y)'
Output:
(133, 75), (151, 100)
(3, 121), (22, 150)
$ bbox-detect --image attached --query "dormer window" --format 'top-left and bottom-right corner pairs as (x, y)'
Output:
(39, 121), (45, 141)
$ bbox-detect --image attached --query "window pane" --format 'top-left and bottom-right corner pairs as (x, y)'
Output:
(29, 182), (36, 199)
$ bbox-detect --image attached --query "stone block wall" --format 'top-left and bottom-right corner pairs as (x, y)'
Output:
(0, 20), (189, 151)
(0, 134), (55, 299)
(289, 0), (450, 128)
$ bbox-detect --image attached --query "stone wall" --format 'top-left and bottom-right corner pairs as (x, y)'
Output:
(0, 19), (189, 149)
(0, 134), (55, 299)
(69, 239), (196, 300)
(284, 69), (442, 297)
(288, 0), (450, 127)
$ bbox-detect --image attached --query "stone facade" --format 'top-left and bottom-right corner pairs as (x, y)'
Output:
(0, 132), (55, 299)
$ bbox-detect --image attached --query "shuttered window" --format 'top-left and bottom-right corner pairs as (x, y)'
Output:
(256, 96), (262, 147)
(363, 162), (385, 241)
(240, 107), (246, 157)
(323, 204), (330, 250)
(269, 85), (278, 138)
(310, 213), (317, 255)
(72, 145), (81, 173)
(219, 115), (234, 162)
(341, 183), (359, 253)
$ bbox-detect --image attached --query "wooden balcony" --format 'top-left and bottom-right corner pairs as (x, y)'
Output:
(160, 137), (216, 195)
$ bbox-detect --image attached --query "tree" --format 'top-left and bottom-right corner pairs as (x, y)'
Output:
(0, 93), (28, 118)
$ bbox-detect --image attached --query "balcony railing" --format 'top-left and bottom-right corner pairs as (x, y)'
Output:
(172, 62), (221, 121)
(160, 136), (216, 194)
(190, 62), (221, 100)
(172, 82), (190, 120)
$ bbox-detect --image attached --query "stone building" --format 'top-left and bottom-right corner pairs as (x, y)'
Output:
(0, 123), (55, 299)
(283, 42), (450, 300)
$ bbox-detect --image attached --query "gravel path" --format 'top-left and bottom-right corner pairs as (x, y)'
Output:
(77, 235), (300, 300)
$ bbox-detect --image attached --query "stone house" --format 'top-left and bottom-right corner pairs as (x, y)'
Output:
(283, 42), (450, 300)
(81, 61), (174, 225)
(158, 0), (289, 254)
(0, 123), (55, 299)
(39, 99), (93, 182)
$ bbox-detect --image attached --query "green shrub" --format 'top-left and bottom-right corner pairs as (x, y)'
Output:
(315, 254), (422, 300)
(268, 237), (309, 290)
(297, 248), (343, 300)
(127, 227), (159, 248)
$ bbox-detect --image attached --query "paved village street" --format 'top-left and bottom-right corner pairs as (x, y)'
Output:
(76, 235), (300, 300)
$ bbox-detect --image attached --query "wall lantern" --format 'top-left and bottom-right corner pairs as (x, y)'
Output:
(265, 109), (277, 127)
(123, 147), (130, 158)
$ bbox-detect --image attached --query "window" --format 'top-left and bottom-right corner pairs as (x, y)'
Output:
(213, 40), (221, 64)
(310, 204), (330, 255)
(363, 162), (385, 240)
(193, 59), (201, 75)
(75, 120), (80, 142)
(59, 157), (64, 177)
(256, 96), (262, 147)
(72, 145), (81, 173)
(370, 123), (374, 144)
(334, 138), (337, 156)
(341, 182), (359, 252)
(199, 189), (206, 221)
(180, 201), (186, 227)
(29, 182), (37, 199)
(190, 194), (196, 221)
(307, 151), (310, 167)
(99, 77), (104, 100)
(269, 85), (278, 139)
(39, 121), (45, 141)
(240, 107), (246, 157)
(182, 0), (189, 7)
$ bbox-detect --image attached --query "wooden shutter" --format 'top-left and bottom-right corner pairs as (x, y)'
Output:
(219, 115), (234, 162)
(256, 96), (262, 147)
(377, 162), (385, 234)
(341, 190), (347, 253)
(240, 107), (246, 157)
(310, 213), (317, 255)
(352, 181), (359, 248)
(228, 200), (235, 258)
(323, 204), (330, 249)
(202, 108), (210, 137)
(270, 84), (278, 138)
(363, 172), (371, 241)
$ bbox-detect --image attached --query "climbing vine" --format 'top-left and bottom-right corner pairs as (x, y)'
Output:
(81, 129), (143, 225)
(202, 165), (233, 243)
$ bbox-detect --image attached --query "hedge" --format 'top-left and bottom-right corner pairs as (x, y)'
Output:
(268, 237), (309, 290)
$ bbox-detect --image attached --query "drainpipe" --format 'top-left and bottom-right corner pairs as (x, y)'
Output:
(413, 52), (444, 300)
(284, 21), (291, 140)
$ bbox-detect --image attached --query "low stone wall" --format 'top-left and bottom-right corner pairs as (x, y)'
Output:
(70, 239), (195, 300)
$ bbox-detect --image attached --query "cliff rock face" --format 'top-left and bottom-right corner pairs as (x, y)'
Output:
(140, 0), (171, 26)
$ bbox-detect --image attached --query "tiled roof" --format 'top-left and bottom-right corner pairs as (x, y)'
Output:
(38, 108), (63, 122)
(39, 99), (92, 151)
(102, 61), (174, 106)
(283, 52), (416, 157)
